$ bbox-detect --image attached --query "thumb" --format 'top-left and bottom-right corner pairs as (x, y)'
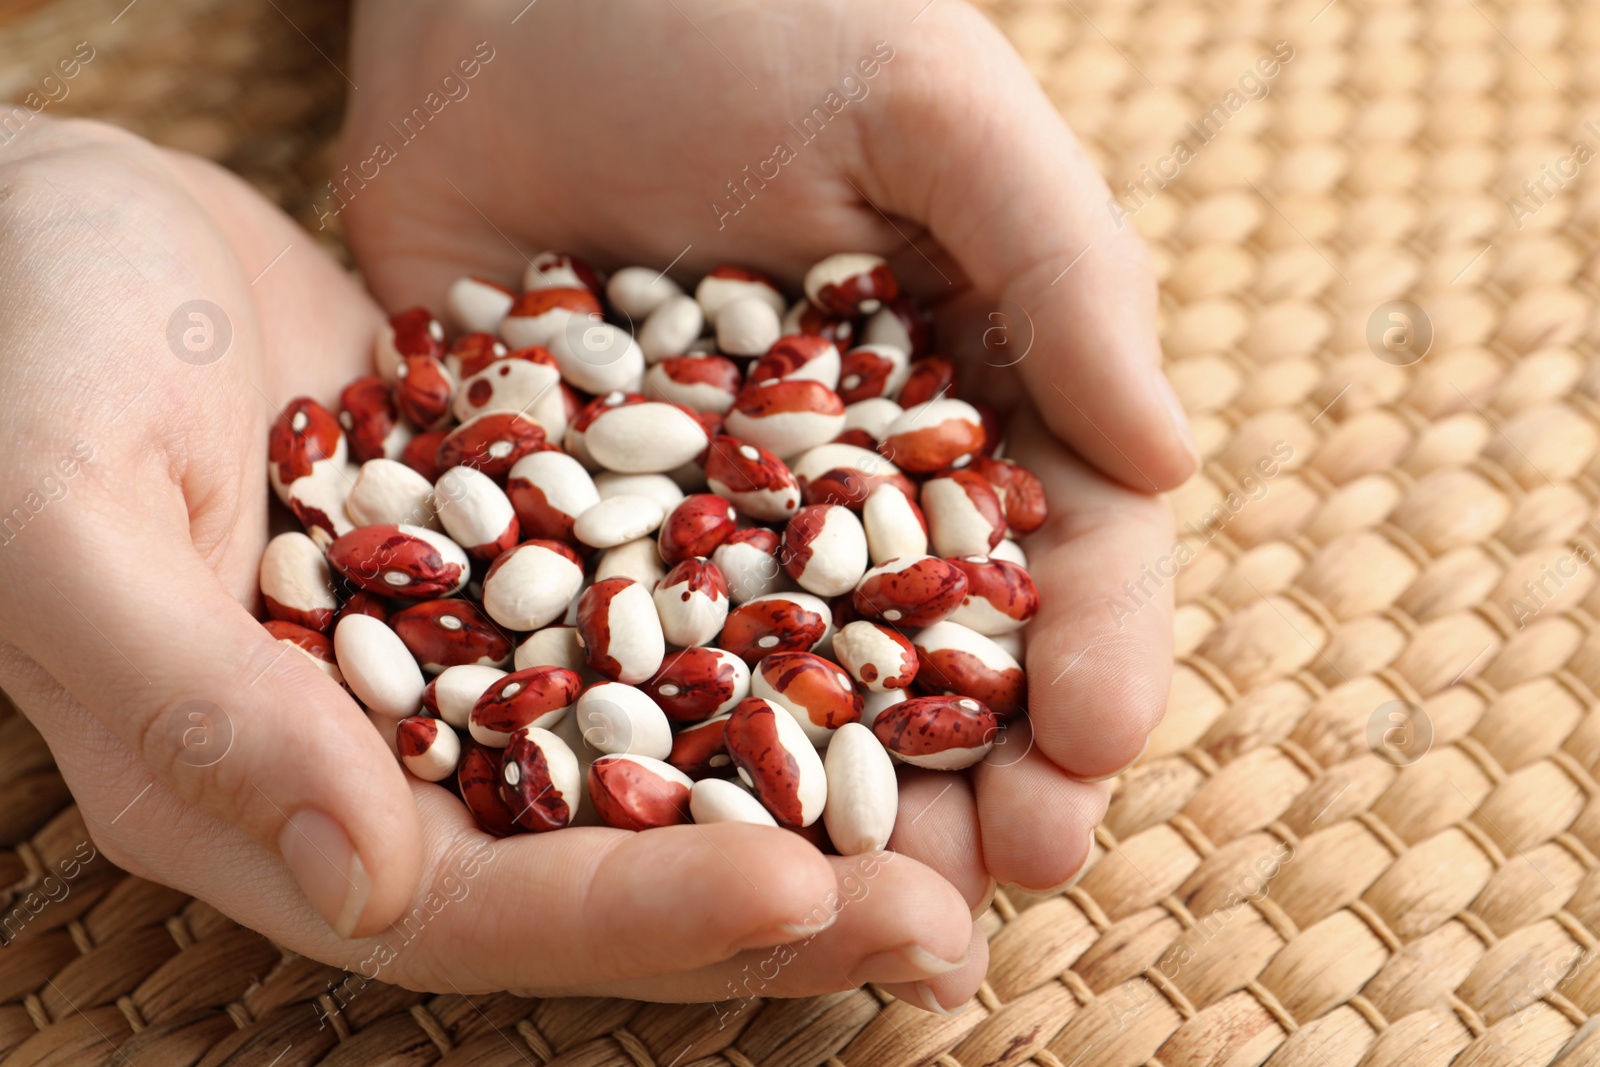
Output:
(862, 4), (1198, 492)
(3, 497), (423, 941)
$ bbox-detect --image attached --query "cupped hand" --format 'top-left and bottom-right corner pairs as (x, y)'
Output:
(338, 0), (1186, 1005)
(0, 120), (978, 1006)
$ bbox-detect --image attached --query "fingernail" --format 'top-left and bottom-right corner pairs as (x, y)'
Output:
(728, 909), (838, 953)
(913, 981), (957, 1016)
(848, 943), (968, 985)
(279, 810), (370, 939)
(1154, 372), (1200, 467)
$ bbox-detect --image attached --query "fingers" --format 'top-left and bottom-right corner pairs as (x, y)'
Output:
(886, 770), (993, 913)
(880, 923), (990, 1016)
(860, 3), (1196, 491)
(973, 719), (1111, 890)
(0, 494), (423, 941)
(1005, 407), (1176, 778)
(566, 850), (977, 1003)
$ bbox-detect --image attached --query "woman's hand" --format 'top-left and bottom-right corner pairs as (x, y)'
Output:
(337, 0), (1188, 1009)
(0, 120), (979, 1008)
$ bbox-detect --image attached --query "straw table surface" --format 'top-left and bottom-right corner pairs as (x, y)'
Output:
(5, 0), (1600, 1063)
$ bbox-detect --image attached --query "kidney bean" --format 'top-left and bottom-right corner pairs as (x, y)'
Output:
(853, 555), (968, 627)
(458, 740), (521, 837)
(946, 556), (1039, 635)
(425, 664), (507, 728)
(653, 558), (730, 648)
(480, 539), (585, 632)
(505, 450), (599, 543)
(823, 722), (898, 855)
(922, 469), (1007, 557)
(339, 376), (408, 464)
(434, 466), (519, 560)
(451, 356), (565, 435)
(791, 443), (915, 510)
(327, 524), (470, 599)
(500, 287), (602, 349)
(585, 400), (709, 474)
(668, 713), (734, 779)
(635, 294), (703, 364)
(971, 456), (1049, 536)
(695, 265), (786, 324)
(389, 599), (512, 674)
(872, 694), (999, 770)
(400, 429), (451, 483)
(524, 251), (604, 297)
(435, 411), (547, 481)
(395, 353), (456, 431)
(345, 459), (437, 530)
(445, 332), (511, 380)
(269, 397), (347, 503)
(260, 532), (338, 633)
(335, 591), (390, 627)
(513, 625), (589, 674)
(879, 398), (986, 474)
(724, 696), (827, 827)
(782, 298), (856, 349)
(913, 620), (1027, 720)
(749, 335), (841, 391)
(861, 295), (933, 360)
(724, 380), (847, 460)
(861, 482), (930, 566)
(334, 613), (425, 719)
(263, 619), (344, 685)
(751, 651), (862, 746)
(607, 266), (684, 319)
(469, 665), (583, 747)
(782, 504), (869, 597)
(860, 686), (907, 729)
(837, 345), (909, 405)
(588, 754), (694, 831)
(575, 681), (673, 758)
(711, 528), (786, 605)
(577, 578), (666, 684)
(575, 494), (667, 549)
(897, 355), (958, 409)
(689, 777), (777, 827)
(643, 647), (751, 723)
(645, 354), (741, 414)
(396, 716), (462, 782)
(374, 306), (445, 382)
(498, 726), (582, 832)
(702, 437), (800, 523)
(595, 537), (668, 588)
(549, 316), (646, 396)
(716, 295), (783, 357)
(658, 493), (738, 565)
(446, 275), (515, 335)
(718, 591), (832, 664)
(831, 620), (919, 691)
(804, 253), (898, 317)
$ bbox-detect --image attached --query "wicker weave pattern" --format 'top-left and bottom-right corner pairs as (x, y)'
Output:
(4, 0), (1600, 1063)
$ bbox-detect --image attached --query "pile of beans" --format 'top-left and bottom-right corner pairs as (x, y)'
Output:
(261, 252), (1045, 854)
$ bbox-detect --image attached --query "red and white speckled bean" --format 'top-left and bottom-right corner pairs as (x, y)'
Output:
(946, 556), (1040, 635)
(327, 524), (470, 599)
(718, 591), (833, 663)
(913, 620), (1027, 720)
(469, 665), (583, 747)
(434, 466), (519, 560)
(424, 664), (506, 728)
(831, 620), (919, 692)
(724, 696), (827, 827)
(853, 555), (968, 628)
(751, 651), (862, 746)
(390, 599), (513, 674)
(577, 578), (666, 684)
(642, 646), (751, 723)
(480, 539), (586, 631)
(346, 459), (439, 530)
(445, 275), (515, 335)
(653, 558), (730, 648)
(823, 722), (897, 855)
(499, 726), (582, 832)
(575, 681), (673, 758)
(861, 481), (929, 566)
(922, 469), (1008, 558)
(505, 450), (599, 543)
(588, 754), (694, 831)
(259, 532), (338, 633)
(396, 716), (462, 782)
(871, 694), (999, 770)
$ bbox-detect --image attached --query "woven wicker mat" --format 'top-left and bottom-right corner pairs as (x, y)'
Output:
(5, 0), (1600, 1063)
